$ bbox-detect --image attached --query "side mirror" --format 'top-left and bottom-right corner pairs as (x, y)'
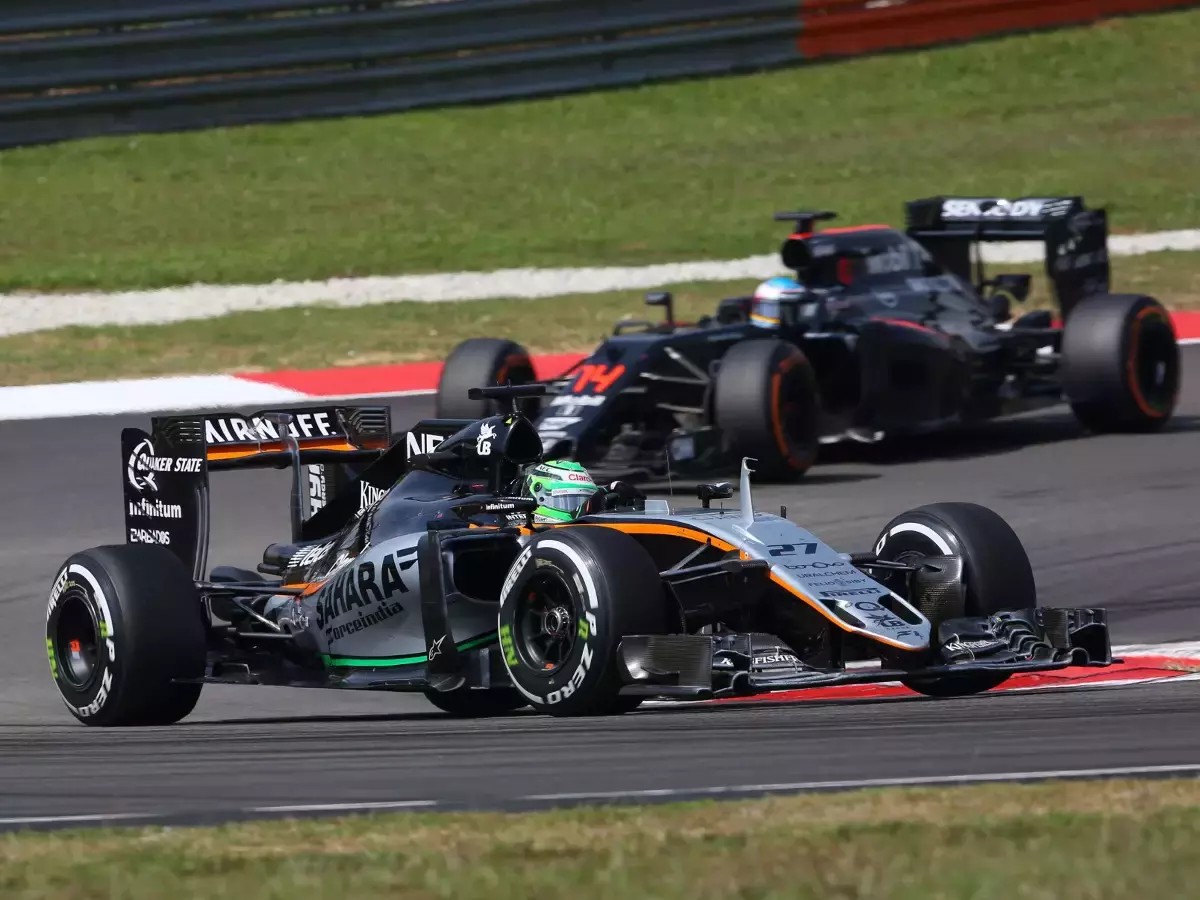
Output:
(988, 273), (1032, 303)
(716, 296), (751, 324)
(696, 482), (733, 508)
(645, 291), (675, 327)
(988, 292), (1011, 322)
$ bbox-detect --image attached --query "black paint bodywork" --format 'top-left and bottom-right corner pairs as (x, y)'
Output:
(510, 196), (1113, 481)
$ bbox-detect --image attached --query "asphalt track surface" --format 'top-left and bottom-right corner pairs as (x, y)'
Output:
(4, 347), (1200, 827)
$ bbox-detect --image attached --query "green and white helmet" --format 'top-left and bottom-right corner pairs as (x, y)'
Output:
(523, 460), (600, 523)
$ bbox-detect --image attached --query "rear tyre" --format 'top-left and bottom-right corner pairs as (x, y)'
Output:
(873, 502), (1037, 698)
(713, 339), (820, 481)
(436, 337), (537, 419)
(45, 545), (206, 726)
(1061, 294), (1179, 433)
(498, 527), (669, 716)
(422, 686), (527, 717)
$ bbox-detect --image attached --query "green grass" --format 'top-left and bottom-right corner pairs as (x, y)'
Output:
(1, 250), (1196, 386)
(5, 779), (1200, 899)
(0, 9), (1197, 291)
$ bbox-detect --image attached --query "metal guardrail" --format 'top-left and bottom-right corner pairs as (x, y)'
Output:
(0, 0), (1195, 149)
(0, 0), (804, 149)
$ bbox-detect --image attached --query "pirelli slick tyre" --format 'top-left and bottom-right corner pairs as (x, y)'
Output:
(422, 686), (528, 717)
(497, 526), (669, 717)
(45, 545), (206, 726)
(713, 339), (819, 481)
(436, 337), (538, 419)
(873, 502), (1036, 698)
(1061, 294), (1179, 433)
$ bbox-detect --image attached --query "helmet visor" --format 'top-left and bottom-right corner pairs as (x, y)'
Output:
(538, 488), (595, 515)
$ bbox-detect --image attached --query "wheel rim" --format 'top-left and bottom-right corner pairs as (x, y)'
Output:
(513, 570), (578, 674)
(1128, 309), (1178, 417)
(53, 589), (100, 690)
(771, 354), (816, 468)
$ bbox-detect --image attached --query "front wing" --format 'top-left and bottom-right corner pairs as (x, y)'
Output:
(616, 607), (1111, 699)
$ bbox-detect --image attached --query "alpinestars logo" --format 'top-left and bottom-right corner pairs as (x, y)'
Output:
(428, 635), (446, 660)
(126, 439), (172, 493)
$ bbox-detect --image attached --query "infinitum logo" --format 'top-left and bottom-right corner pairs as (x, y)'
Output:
(127, 498), (182, 519)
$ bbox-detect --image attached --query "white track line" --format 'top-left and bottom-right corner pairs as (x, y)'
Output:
(3, 229), (1198, 338)
(248, 800), (437, 813)
(520, 763), (1200, 804)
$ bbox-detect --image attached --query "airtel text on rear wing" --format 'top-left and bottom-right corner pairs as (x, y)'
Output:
(904, 195), (1111, 317)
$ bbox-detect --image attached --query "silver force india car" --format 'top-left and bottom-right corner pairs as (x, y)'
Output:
(45, 385), (1113, 724)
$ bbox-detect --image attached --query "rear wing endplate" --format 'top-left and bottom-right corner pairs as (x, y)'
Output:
(121, 406), (477, 582)
(904, 196), (1111, 315)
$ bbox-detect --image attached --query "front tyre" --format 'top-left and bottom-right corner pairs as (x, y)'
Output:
(435, 337), (537, 419)
(873, 502), (1037, 698)
(713, 339), (820, 481)
(498, 527), (668, 716)
(1061, 294), (1179, 433)
(46, 545), (207, 726)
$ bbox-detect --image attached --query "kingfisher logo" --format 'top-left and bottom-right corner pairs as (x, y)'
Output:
(360, 482), (387, 511)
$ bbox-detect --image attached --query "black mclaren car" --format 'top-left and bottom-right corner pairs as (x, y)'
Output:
(435, 196), (1180, 482)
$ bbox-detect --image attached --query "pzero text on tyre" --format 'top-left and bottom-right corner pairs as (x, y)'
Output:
(45, 544), (207, 726)
(1061, 293), (1179, 433)
(873, 502), (1037, 698)
(435, 337), (537, 419)
(713, 338), (820, 480)
(497, 526), (668, 716)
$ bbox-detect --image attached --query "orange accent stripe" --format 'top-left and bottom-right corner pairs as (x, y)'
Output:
(788, 224), (892, 240)
(586, 522), (736, 552)
(820, 224), (893, 235)
(871, 316), (943, 336)
(206, 438), (367, 461)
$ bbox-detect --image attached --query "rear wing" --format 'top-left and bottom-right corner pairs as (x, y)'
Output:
(121, 405), (471, 582)
(905, 196), (1111, 316)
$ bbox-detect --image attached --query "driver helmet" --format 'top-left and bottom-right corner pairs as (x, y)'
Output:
(751, 276), (806, 328)
(523, 460), (600, 523)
